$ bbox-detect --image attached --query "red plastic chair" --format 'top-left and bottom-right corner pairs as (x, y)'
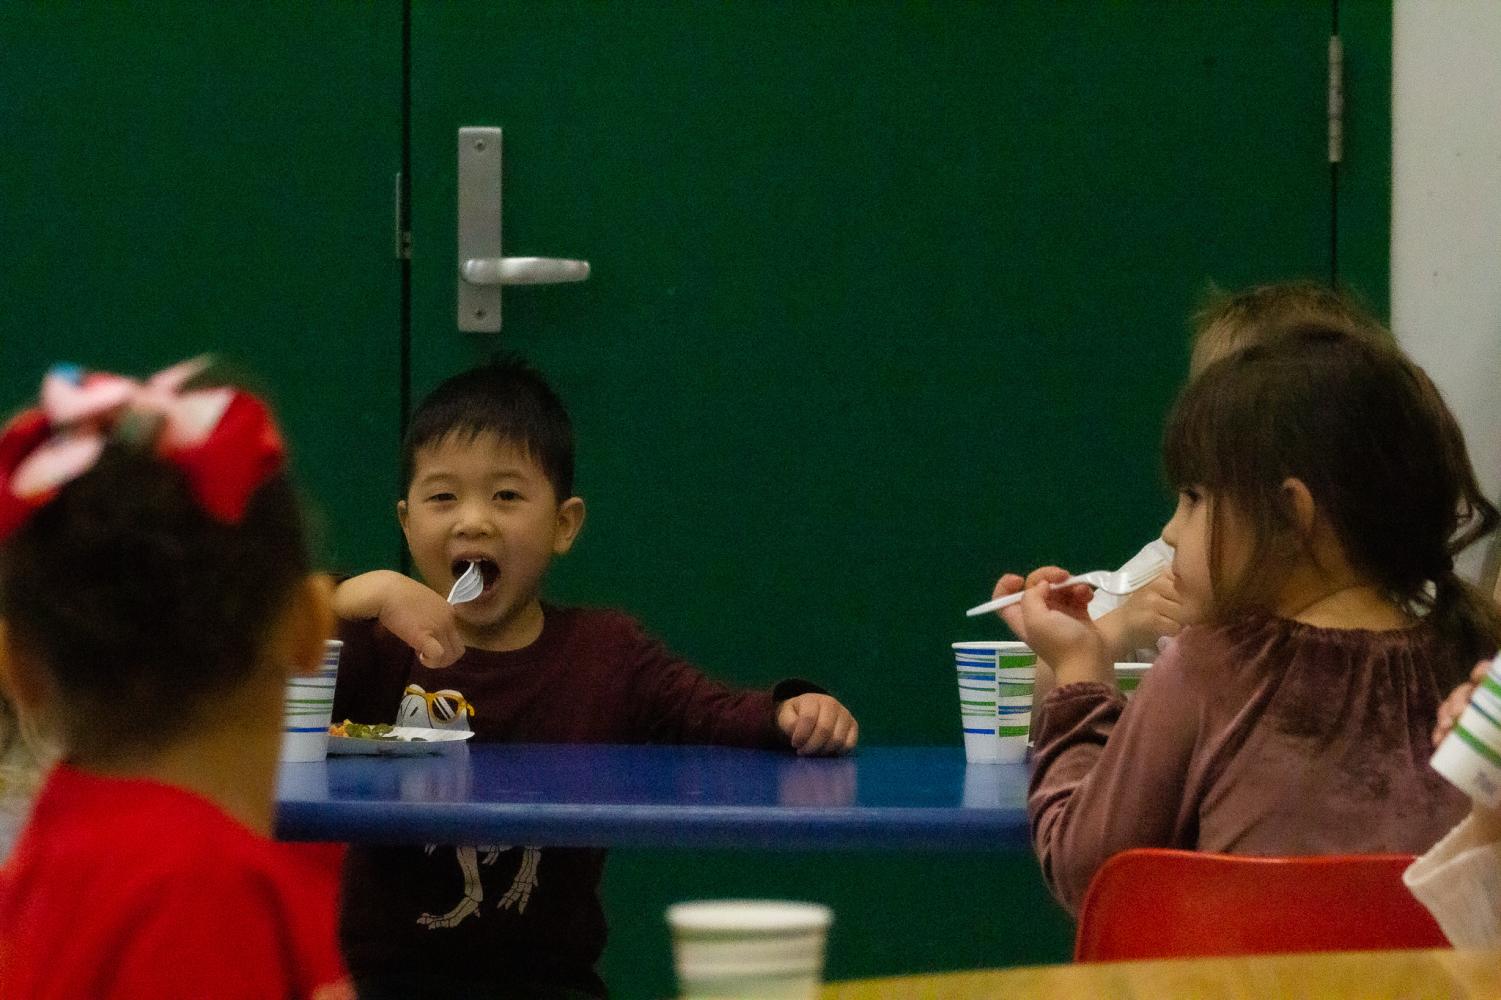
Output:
(1074, 848), (1448, 962)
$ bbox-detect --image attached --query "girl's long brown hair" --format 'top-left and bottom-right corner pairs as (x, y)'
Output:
(1163, 323), (1501, 683)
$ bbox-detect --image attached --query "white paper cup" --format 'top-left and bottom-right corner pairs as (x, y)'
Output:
(281, 639), (342, 763)
(953, 642), (1036, 763)
(668, 900), (832, 1000)
(1114, 662), (1151, 698)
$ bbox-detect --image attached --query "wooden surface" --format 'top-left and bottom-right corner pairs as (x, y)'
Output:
(822, 949), (1501, 999)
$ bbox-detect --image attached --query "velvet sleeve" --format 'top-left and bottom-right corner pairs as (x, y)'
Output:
(1027, 640), (1204, 915)
(617, 617), (785, 748)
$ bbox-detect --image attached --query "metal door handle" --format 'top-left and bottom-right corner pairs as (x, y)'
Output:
(461, 256), (590, 286)
(457, 126), (590, 332)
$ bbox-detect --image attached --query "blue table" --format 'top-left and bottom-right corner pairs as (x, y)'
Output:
(274, 744), (1030, 851)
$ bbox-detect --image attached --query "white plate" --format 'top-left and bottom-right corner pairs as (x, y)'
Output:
(328, 726), (475, 756)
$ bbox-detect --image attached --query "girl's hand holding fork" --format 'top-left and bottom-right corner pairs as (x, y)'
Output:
(993, 566), (1112, 687)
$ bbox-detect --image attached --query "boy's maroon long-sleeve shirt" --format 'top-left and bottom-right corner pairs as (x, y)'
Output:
(331, 604), (810, 997)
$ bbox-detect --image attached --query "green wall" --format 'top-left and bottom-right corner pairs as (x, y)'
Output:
(0, 5), (405, 572)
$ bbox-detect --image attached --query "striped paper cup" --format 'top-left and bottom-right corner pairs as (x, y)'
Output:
(953, 642), (1037, 763)
(280, 639), (342, 763)
(1432, 656), (1501, 809)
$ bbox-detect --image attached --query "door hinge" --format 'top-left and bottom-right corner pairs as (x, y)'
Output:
(1327, 34), (1344, 165)
(393, 172), (412, 260)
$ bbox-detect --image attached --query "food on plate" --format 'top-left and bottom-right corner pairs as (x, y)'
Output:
(329, 720), (400, 740)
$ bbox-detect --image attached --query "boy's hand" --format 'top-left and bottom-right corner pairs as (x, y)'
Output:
(1009, 566), (1110, 687)
(1435, 660), (1490, 747)
(382, 587), (467, 669)
(777, 694), (858, 756)
(1097, 569), (1187, 658)
(333, 570), (465, 669)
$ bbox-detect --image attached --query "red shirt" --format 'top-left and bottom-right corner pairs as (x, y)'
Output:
(0, 764), (352, 999)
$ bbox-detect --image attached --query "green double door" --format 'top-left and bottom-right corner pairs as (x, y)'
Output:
(2, 4), (1390, 992)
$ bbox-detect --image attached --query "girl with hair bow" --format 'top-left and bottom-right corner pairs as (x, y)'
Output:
(0, 360), (353, 999)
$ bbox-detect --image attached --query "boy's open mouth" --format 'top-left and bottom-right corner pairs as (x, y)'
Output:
(452, 557), (500, 593)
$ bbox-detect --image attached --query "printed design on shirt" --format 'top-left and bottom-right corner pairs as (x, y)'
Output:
(417, 840), (541, 929)
(397, 685), (475, 728)
(398, 684), (542, 931)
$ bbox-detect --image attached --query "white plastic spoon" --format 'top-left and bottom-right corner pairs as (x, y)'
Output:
(447, 560), (483, 604)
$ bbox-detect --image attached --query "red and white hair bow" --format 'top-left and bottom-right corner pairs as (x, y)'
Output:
(0, 358), (285, 542)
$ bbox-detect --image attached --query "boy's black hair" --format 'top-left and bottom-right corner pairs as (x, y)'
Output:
(402, 356), (575, 501)
(0, 447), (310, 758)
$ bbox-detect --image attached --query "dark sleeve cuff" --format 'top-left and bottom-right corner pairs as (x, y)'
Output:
(771, 678), (828, 702)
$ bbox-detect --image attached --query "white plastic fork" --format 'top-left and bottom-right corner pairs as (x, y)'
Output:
(447, 561), (483, 604)
(964, 560), (1166, 617)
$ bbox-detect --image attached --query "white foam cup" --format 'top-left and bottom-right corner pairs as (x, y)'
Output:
(667, 900), (833, 1000)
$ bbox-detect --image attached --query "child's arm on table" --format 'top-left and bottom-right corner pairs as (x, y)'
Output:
(776, 692), (858, 756)
(619, 616), (856, 755)
(332, 570), (464, 669)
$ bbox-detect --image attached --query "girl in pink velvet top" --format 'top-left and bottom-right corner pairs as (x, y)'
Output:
(994, 323), (1501, 915)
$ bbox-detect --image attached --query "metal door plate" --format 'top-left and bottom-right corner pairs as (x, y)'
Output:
(457, 127), (503, 332)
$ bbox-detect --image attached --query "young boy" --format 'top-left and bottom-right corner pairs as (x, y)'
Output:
(331, 359), (857, 1000)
